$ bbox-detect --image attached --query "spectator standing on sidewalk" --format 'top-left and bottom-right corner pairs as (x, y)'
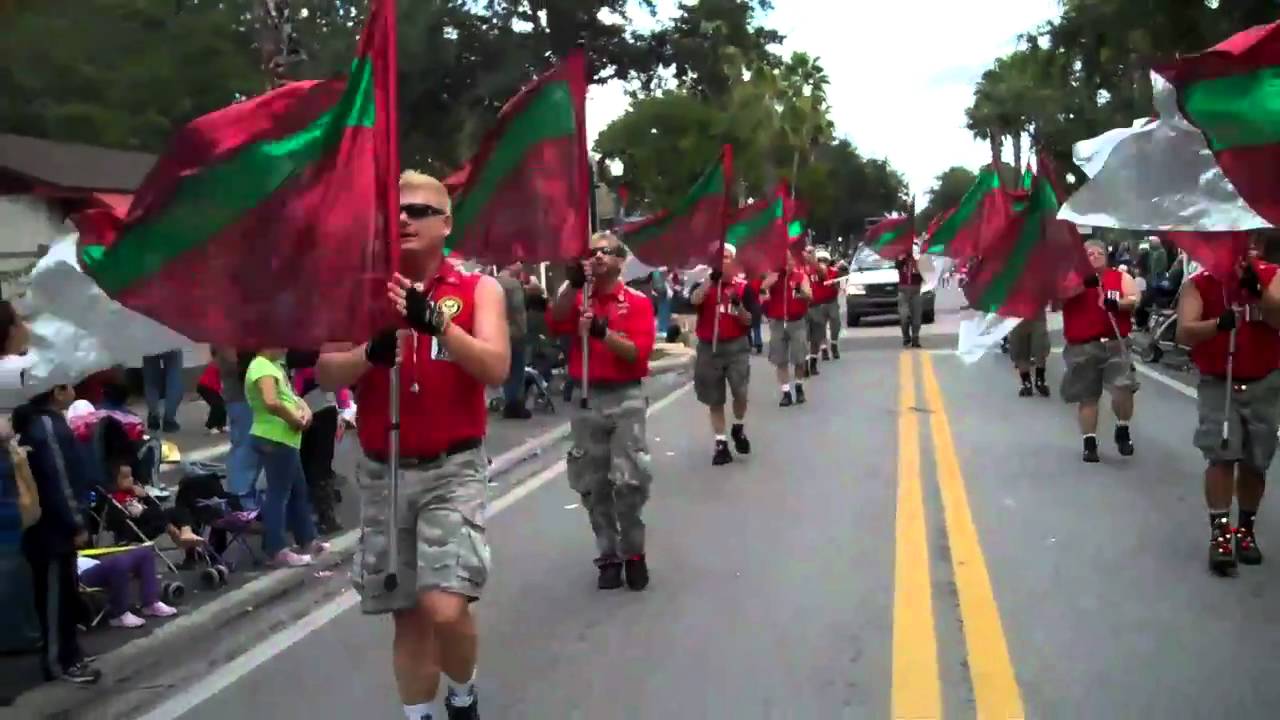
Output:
(13, 383), (101, 684)
(652, 268), (672, 335)
(142, 349), (184, 433)
(217, 347), (261, 509)
(245, 349), (321, 567)
(288, 351), (343, 535)
(196, 361), (227, 433)
(496, 262), (531, 420)
(318, 171), (509, 720)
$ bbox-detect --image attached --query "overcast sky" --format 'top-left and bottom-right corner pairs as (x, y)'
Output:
(587, 0), (1063, 201)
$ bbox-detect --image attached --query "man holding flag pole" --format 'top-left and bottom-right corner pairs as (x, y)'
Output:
(1176, 234), (1280, 575)
(690, 243), (756, 465)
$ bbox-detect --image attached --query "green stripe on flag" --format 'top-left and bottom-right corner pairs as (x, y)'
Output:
(625, 158), (726, 246)
(727, 197), (784, 247)
(449, 80), (579, 243)
(1182, 67), (1280, 151)
(88, 58), (377, 293)
(788, 219), (805, 239)
(973, 180), (1054, 311)
(925, 166), (1000, 254)
(871, 223), (909, 250)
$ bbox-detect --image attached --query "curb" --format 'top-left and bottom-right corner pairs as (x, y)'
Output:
(10, 356), (694, 716)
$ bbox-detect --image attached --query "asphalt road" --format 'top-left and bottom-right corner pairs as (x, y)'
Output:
(111, 298), (1280, 720)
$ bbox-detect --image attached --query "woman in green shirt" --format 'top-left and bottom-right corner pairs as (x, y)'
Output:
(245, 349), (322, 567)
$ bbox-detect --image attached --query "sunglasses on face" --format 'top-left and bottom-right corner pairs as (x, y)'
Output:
(585, 246), (624, 259)
(400, 203), (447, 220)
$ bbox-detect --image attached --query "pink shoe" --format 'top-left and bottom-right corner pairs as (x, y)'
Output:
(141, 601), (178, 618)
(270, 549), (313, 567)
(108, 611), (145, 628)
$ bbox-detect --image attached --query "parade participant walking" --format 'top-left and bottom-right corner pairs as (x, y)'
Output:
(317, 171), (509, 720)
(1060, 240), (1140, 463)
(690, 245), (755, 466)
(762, 250), (812, 406)
(806, 248), (842, 373)
(548, 231), (656, 591)
(896, 248), (924, 348)
(1009, 307), (1051, 397)
(1177, 237), (1280, 575)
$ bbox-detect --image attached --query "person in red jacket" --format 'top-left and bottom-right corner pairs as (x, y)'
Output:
(1177, 236), (1280, 575)
(806, 248), (843, 373)
(548, 231), (657, 592)
(317, 171), (509, 720)
(1060, 239), (1141, 463)
(761, 248), (812, 406)
(690, 244), (756, 465)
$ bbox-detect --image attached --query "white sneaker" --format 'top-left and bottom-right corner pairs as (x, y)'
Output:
(270, 549), (313, 567)
(141, 601), (178, 618)
(108, 611), (145, 628)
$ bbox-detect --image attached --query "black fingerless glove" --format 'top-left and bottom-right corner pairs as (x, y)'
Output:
(405, 286), (447, 336)
(365, 329), (399, 368)
(1218, 308), (1238, 332)
(1103, 297), (1120, 313)
(566, 262), (587, 289)
(1084, 274), (1101, 289)
(709, 269), (723, 284)
(588, 315), (608, 339)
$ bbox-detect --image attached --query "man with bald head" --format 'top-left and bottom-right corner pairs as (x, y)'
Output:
(549, 231), (657, 591)
(318, 171), (510, 720)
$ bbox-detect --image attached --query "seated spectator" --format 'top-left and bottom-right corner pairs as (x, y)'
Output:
(76, 545), (177, 629)
(107, 462), (203, 549)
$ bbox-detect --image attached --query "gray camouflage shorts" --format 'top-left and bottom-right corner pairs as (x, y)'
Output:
(1060, 339), (1139, 403)
(1194, 372), (1280, 471)
(352, 448), (490, 614)
(694, 337), (751, 407)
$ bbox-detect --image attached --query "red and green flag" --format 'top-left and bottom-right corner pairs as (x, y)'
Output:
(726, 184), (794, 276)
(444, 50), (590, 265)
(1158, 21), (1280, 226)
(865, 214), (913, 260)
(922, 165), (1015, 260)
(619, 145), (733, 269)
(79, 0), (399, 348)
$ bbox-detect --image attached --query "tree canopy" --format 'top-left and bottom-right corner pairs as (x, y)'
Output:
(965, 0), (1278, 183)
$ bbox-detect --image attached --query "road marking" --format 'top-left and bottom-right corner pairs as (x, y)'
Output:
(139, 381), (693, 720)
(891, 352), (942, 719)
(1134, 362), (1197, 399)
(921, 354), (1025, 719)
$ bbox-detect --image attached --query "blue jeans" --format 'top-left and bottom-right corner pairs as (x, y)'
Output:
(254, 437), (316, 556)
(225, 401), (261, 509)
(750, 316), (763, 349)
(142, 349), (183, 423)
(656, 298), (672, 334)
(503, 338), (527, 407)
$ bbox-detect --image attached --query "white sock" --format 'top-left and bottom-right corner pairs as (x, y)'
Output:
(780, 384), (790, 393)
(1083, 433), (1097, 440)
(1116, 421), (1129, 428)
(404, 702), (434, 720)
(715, 434), (727, 442)
(446, 670), (476, 705)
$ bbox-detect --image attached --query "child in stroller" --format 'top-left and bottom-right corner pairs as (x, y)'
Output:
(101, 461), (203, 550)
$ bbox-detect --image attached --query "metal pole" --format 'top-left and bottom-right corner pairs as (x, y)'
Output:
(711, 279), (723, 353)
(1222, 318), (1238, 450)
(581, 277), (592, 410)
(383, 356), (402, 593)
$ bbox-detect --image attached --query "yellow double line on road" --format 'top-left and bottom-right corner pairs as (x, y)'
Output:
(892, 352), (1024, 720)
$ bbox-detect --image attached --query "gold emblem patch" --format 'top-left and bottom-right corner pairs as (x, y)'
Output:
(438, 296), (463, 319)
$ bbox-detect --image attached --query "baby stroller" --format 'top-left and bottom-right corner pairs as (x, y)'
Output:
(176, 463), (264, 584)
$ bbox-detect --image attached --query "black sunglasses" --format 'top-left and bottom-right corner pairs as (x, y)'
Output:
(585, 246), (625, 259)
(401, 203), (447, 220)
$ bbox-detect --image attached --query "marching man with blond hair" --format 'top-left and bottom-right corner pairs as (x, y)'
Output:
(318, 171), (509, 720)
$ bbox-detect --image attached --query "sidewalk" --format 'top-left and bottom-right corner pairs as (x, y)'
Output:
(2, 352), (693, 712)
